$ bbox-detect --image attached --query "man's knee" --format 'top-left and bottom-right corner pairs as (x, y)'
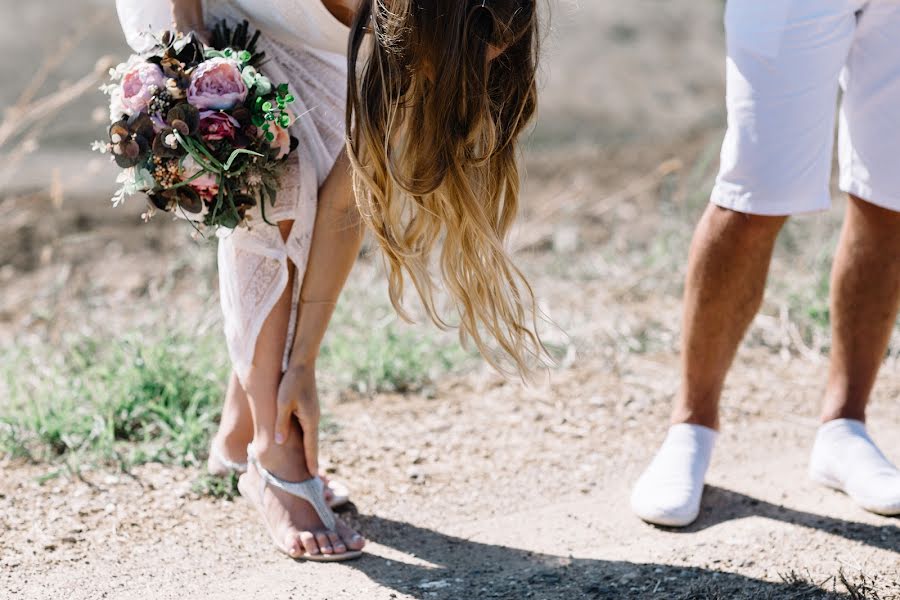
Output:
(848, 195), (900, 233)
(703, 204), (787, 247)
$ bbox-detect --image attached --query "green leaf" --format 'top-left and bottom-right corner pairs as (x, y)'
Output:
(261, 101), (273, 112)
(265, 131), (275, 142)
(277, 83), (289, 95)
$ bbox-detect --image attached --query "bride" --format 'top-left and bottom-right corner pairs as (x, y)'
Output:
(117, 0), (542, 561)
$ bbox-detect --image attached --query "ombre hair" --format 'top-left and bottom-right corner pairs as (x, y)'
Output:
(346, 0), (544, 375)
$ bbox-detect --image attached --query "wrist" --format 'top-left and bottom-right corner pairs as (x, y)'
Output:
(171, 2), (204, 32)
(284, 360), (317, 377)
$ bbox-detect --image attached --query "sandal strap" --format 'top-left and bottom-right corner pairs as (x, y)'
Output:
(211, 444), (248, 474)
(247, 444), (336, 531)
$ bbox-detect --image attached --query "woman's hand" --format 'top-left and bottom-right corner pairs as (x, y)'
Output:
(274, 365), (321, 477)
(171, 0), (209, 40)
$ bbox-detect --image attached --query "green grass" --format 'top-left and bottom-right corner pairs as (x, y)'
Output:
(0, 299), (470, 467)
(0, 331), (230, 466)
(319, 301), (473, 395)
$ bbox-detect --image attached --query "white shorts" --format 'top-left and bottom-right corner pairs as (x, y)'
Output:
(712, 0), (900, 216)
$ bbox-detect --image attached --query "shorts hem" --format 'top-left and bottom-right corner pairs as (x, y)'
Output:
(839, 178), (900, 213)
(710, 184), (830, 216)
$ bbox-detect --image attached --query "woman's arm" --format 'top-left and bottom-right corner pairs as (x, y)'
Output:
(171, 0), (205, 34)
(273, 150), (365, 475)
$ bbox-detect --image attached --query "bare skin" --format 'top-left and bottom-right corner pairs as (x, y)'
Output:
(672, 204), (786, 429)
(235, 220), (362, 558)
(220, 151), (365, 558)
(821, 196), (900, 422)
(672, 196), (900, 430)
(210, 151), (364, 473)
(321, 0), (360, 27)
(168, 0), (366, 556)
(207, 372), (253, 471)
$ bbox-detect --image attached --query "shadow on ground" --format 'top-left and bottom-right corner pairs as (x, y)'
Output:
(681, 486), (900, 554)
(335, 508), (861, 600)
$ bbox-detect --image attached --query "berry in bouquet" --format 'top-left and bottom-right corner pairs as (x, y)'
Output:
(95, 21), (299, 232)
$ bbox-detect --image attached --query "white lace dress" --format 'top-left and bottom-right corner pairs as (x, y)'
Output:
(117, 0), (350, 383)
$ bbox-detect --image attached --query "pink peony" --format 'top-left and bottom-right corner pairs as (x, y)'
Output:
(198, 110), (241, 142)
(121, 62), (166, 113)
(187, 58), (248, 110)
(181, 156), (219, 199)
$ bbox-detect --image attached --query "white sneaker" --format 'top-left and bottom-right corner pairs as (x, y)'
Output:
(809, 419), (900, 516)
(631, 423), (718, 527)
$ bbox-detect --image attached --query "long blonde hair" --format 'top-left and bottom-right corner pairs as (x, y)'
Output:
(346, 0), (544, 375)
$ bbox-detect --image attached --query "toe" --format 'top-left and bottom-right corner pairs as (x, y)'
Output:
(315, 532), (333, 554)
(326, 531), (346, 554)
(299, 531), (320, 556)
(283, 534), (303, 558)
(336, 519), (365, 551)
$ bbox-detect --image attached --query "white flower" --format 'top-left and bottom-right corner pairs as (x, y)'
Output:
(108, 85), (132, 121)
(173, 198), (210, 224)
(111, 166), (155, 207)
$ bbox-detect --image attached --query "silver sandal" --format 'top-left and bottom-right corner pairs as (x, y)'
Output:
(208, 442), (248, 475)
(210, 441), (351, 509)
(241, 444), (363, 561)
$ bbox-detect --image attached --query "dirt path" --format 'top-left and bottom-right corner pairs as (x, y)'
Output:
(3, 350), (899, 599)
(3, 1), (899, 598)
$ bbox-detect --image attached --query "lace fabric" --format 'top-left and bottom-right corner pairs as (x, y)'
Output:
(205, 0), (349, 382)
(115, 0), (349, 382)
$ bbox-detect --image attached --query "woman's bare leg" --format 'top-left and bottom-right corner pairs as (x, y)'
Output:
(207, 371), (253, 474)
(274, 150), (366, 474)
(239, 220), (363, 558)
(211, 151), (363, 477)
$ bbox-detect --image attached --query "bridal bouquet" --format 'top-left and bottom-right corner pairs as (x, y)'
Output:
(95, 21), (297, 231)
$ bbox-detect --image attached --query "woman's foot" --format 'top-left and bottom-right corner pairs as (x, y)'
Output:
(238, 439), (365, 559)
(207, 435), (249, 476)
(209, 429), (350, 508)
(208, 372), (255, 476)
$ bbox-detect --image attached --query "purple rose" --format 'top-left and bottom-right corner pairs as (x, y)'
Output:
(121, 62), (166, 113)
(187, 58), (248, 110)
(198, 110), (241, 142)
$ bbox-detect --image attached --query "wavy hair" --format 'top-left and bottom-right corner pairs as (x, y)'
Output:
(346, 0), (544, 375)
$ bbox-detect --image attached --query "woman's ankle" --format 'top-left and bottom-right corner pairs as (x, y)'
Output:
(252, 434), (312, 481)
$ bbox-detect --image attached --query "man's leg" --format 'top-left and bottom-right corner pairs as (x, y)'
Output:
(674, 206), (787, 429)
(630, 205), (785, 527)
(630, 0), (857, 527)
(809, 196), (900, 515)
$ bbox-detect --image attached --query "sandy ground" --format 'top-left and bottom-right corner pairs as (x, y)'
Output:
(2, 351), (899, 599)
(2, 1), (899, 599)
